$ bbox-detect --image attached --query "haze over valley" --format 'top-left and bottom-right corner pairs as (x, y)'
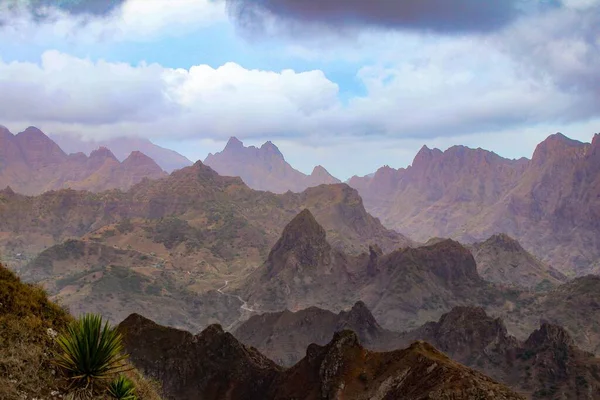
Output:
(1, 1), (600, 399)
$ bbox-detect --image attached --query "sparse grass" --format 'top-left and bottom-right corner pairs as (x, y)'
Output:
(0, 263), (163, 400)
(0, 263), (72, 399)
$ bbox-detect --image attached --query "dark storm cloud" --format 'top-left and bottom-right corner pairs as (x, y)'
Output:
(0, 0), (126, 23)
(33, 0), (125, 16)
(226, 0), (529, 34)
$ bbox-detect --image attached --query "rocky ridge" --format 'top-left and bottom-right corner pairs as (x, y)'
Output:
(119, 313), (523, 400)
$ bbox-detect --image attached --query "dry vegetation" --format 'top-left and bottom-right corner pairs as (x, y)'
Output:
(0, 263), (162, 400)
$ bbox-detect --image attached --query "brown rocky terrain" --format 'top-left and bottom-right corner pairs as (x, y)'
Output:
(235, 303), (600, 399)
(2, 163), (410, 330)
(0, 126), (167, 195)
(51, 132), (193, 173)
(505, 275), (600, 356)
(240, 209), (512, 332)
(347, 133), (600, 275)
(468, 234), (568, 290)
(407, 307), (600, 399)
(233, 301), (404, 366)
(204, 136), (340, 193)
(119, 313), (523, 400)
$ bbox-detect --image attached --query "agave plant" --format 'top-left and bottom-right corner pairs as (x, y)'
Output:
(54, 313), (130, 389)
(108, 375), (137, 400)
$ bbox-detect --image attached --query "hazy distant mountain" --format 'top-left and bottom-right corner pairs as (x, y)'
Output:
(0, 126), (166, 195)
(51, 133), (193, 173)
(348, 133), (600, 275)
(6, 161), (411, 332)
(204, 136), (340, 193)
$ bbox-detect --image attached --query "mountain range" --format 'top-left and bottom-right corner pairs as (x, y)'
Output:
(0, 125), (167, 195)
(2, 161), (411, 331)
(3, 151), (599, 355)
(3, 125), (600, 399)
(50, 133), (193, 173)
(348, 133), (600, 276)
(204, 137), (340, 193)
(199, 131), (600, 277)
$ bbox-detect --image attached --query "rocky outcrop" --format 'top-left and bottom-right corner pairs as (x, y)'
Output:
(118, 314), (281, 400)
(242, 209), (355, 312)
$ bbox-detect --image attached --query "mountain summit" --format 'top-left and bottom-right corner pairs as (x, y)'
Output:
(204, 137), (340, 193)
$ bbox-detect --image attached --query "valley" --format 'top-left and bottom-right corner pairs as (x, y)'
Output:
(1, 126), (600, 399)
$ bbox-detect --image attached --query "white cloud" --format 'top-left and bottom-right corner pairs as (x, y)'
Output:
(1, 1), (600, 177)
(0, 50), (340, 140)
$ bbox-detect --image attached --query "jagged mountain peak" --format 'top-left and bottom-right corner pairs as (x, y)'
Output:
(525, 323), (575, 349)
(278, 209), (326, 247)
(204, 138), (340, 193)
(224, 136), (244, 150)
(481, 233), (524, 252)
(122, 150), (163, 170)
(411, 144), (443, 169)
(89, 146), (118, 161)
(338, 301), (382, 333)
(266, 209), (331, 275)
(531, 132), (588, 165)
(260, 140), (284, 158)
(1, 186), (15, 196)
(18, 126), (47, 138)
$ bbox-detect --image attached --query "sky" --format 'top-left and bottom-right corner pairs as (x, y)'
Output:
(0, 0), (599, 179)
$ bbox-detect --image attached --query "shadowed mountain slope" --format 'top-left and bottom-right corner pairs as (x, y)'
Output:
(119, 313), (523, 400)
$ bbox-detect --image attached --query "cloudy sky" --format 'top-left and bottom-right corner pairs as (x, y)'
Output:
(0, 0), (598, 179)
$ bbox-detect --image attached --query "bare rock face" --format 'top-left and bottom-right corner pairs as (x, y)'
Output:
(119, 313), (523, 400)
(404, 307), (600, 399)
(204, 136), (341, 193)
(243, 209), (356, 312)
(265, 209), (332, 278)
(118, 314), (281, 400)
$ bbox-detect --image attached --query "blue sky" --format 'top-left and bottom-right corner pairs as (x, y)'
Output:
(0, 0), (599, 179)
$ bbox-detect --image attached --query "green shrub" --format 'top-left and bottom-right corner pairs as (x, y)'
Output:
(108, 375), (137, 400)
(54, 314), (129, 389)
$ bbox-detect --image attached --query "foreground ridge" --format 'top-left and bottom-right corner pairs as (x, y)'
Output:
(118, 313), (523, 400)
